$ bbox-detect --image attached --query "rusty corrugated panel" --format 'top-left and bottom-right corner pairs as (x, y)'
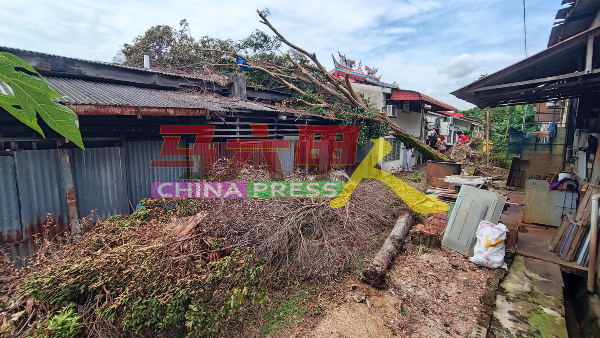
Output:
(13, 150), (70, 241)
(58, 148), (79, 232)
(0, 156), (22, 244)
(70, 147), (130, 220)
(125, 141), (186, 205)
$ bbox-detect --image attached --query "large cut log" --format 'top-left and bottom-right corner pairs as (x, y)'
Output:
(361, 212), (413, 288)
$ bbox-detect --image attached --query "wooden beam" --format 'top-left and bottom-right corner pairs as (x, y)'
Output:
(472, 68), (600, 92)
(585, 34), (595, 73)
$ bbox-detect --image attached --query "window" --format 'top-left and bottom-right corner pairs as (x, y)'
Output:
(408, 101), (421, 112)
(383, 136), (401, 162)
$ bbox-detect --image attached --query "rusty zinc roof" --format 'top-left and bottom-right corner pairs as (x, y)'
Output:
(45, 77), (282, 113)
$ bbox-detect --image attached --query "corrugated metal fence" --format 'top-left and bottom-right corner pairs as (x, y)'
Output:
(0, 140), (373, 250)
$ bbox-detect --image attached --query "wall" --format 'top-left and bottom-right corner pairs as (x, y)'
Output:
(517, 127), (566, 186)
(389, 111), (422, 138)
(350, 83), (385, 110)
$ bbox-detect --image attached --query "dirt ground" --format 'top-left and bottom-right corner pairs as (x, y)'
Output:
(279, 245), (494, 338)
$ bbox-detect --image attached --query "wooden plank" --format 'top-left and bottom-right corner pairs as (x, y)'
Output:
(550, 217), (571, 252)
(567, 225), (588, 261)
(576, 184), (600, 225)
(559, 224), (576, 259)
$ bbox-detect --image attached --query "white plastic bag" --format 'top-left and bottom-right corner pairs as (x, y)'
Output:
(469, 221), (508, 269)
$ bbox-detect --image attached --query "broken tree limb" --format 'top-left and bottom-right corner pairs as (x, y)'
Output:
(361, 211), (414, 289)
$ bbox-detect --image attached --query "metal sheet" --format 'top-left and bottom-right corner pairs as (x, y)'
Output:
(14, 150), (70, 241)
(426, 161), (462, 188)
(522, 179), (578, 227)
(125, 141), (186, 205)
(442, 186), (507, 255)
(70, 147), (129, 220)
(277, 140), (296, 177)
(0, 156), (22, 244)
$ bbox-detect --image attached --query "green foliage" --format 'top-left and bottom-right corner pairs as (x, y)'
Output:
(459, 105), (540, 168)
(261, 287), (317, 335)
(19, 208), (269, 337)
(33, 306), (83, 338)
(186, 287), (268, 338)
(0, 52), (84, 148)
(118, 19), (282, 73)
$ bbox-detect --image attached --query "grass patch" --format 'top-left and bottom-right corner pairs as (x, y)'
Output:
(261, 287), (318, 335)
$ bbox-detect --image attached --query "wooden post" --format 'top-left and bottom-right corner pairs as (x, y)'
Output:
(585, 34), (594, 74)
(57, 141), (79, 234)
(504, 106), (514, 139)
(486, 107), (490, 166)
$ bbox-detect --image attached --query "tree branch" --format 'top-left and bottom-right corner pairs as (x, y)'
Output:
(257, 10), (361, 108)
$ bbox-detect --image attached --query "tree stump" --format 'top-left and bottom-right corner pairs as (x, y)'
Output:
(408, 229), (442, 249)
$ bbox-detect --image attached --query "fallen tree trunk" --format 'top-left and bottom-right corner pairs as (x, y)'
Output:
(361, 212), (414, 288)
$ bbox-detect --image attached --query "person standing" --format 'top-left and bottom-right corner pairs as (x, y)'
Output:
(404, 146), (414, 172)
(430, 130), (438, 150)
(457, 131), (469, 143)
(437, 135), (447, 154)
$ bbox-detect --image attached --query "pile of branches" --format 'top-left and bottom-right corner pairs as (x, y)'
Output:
(0, 164), (404, 337)
(448, 132), (484, 165)
(186, 161), (406, 281)
(1, 207), (268, 337)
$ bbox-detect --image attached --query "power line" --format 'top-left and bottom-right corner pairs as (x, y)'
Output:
(523, 0), (528, 58)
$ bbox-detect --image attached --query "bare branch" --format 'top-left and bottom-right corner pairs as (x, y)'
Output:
(257, 10), (361, 108)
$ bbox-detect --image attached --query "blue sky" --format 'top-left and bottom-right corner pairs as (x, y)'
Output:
(0, 0), (562, 109)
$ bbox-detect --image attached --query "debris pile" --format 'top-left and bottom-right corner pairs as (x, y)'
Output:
(473, 165), (509, 180)
(448, 138), (484, 165)
(1, 206), (268, 337)
(0, 165), (404, 337)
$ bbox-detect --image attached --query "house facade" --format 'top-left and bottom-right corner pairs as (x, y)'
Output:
(330, 54), (481, 172)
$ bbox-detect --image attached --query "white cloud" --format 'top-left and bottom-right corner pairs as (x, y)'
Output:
(438, 53), (479, 78)
(0, 0), (561, 110)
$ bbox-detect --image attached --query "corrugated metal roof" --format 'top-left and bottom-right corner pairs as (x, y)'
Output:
(452, 24), (600, 108)
(0, 46), (232, 84)
(548, 0), (600, 47)
(45, 77), (282, 113)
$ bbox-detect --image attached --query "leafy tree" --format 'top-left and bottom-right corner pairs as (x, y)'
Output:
(0, 52), (84, 149)
(116, 12), (448, 161)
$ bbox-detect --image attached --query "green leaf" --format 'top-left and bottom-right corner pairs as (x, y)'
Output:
(0, 93), (44, 136)
(0, 53), (84, 149)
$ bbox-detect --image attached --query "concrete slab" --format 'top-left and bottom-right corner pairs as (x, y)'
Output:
(497, 190), (587, 274)
(489, 255), (568, 338)
(516, 225), (587, 274)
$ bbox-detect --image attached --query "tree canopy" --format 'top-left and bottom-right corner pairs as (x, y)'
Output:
(115, 10), (448, 160)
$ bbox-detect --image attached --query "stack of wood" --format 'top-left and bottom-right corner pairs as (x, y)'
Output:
(550, 184), (600, 266)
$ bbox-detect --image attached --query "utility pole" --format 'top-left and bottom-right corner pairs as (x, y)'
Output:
(486, 107), (490, 166)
